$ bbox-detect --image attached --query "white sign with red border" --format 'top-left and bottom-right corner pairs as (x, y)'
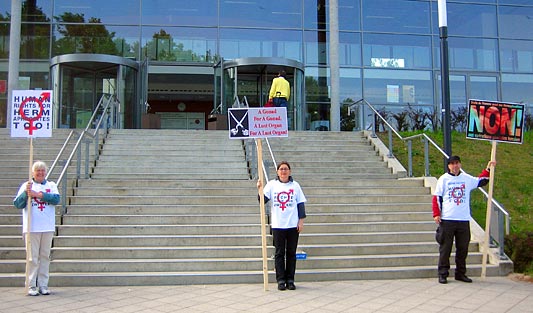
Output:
(11, 90), (53, 138)
(228, 107), (288, 139)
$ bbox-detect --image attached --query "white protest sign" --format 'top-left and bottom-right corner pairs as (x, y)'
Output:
(228, 107), (288, 139)
(11, 90), (53, 138)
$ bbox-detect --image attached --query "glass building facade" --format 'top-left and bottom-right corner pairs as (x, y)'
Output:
(1, 0), (533, 130)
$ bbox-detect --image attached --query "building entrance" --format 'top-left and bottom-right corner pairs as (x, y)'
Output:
(50, 54), (139, 128)
(215, 57), (305, 130)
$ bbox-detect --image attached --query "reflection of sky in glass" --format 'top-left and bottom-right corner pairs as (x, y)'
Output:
(142, 0), (217, 26)
(220, 28), (302, 61)
(54, 0), (140, 24)
(220, 0), (301, 28)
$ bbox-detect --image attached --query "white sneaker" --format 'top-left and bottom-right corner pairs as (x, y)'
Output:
(28, 287), (39, 296)
(39, 286), (50, 295)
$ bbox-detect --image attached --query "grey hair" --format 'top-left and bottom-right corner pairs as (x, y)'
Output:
(32, 161), (48, 172)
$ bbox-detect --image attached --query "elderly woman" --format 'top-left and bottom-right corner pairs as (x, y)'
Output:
(257, 161), (306, 291)
(14, 161), (60, 296)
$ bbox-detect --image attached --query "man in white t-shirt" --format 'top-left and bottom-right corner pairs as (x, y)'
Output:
(432, 155), (494, 284)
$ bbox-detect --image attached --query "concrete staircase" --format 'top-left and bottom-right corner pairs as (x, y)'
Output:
(0, 129), (505, 287)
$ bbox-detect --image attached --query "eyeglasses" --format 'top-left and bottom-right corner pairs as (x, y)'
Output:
(278, 168), (290, 171)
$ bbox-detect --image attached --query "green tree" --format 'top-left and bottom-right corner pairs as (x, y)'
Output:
(53, 13), (118, 56)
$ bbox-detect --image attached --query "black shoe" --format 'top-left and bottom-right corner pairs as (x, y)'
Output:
(455, 275), (473, 283)
(287, 281), (296, 290)
(277, 282), (287, 291)
(438, 275), (448, 284)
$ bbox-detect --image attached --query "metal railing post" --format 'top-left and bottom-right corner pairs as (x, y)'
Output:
(76, 144), (82, 179)
(407, 140), (413, 177)
(424, 138), (430, 176)
(61, 168), (67, 214)
(84, 139), (91, 179)
(387, 128), (394, 158)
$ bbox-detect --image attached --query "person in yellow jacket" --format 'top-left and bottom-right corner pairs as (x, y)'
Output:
(269, 70), (290, 108)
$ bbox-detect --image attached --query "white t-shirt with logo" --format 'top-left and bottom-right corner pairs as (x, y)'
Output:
(263, 179), (307, 229)
(433, 172), (481, 221)
(16, 180), (58, 233)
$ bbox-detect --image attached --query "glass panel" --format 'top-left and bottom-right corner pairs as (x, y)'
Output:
(53, 23), (133, 56)
(363, 34), (432, 69)
(500, 40), (533, 73)
(499, 0), (533, 5)
(142, 0), (217, 26)
(142, 27), (217, 62)
(470, 76), (497, 102)
(220, 0), (302, 28)
(363, 0), (430, 34)
(20, 23), (50, 59)
(304, 31), (361, 66)
(432, 3), (497, 37)
(21, 0), (52, 22)
(364, 69), (433, 105)
(303, 0), (360, 31)
(440, 37), (498, 71)
(437, 74), (466, 112)
(54, 0), (140, 25)
(499, 6), (533, 40)
(502, 73), (533, 104)
(304, 67), (362, 131)
(220, 28), (302, 61)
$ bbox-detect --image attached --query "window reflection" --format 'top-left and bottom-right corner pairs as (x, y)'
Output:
(142, 0), (217, 26)
(432, 3), (497, 37)
(364, 34), (431, 69)
(303, 0), (360, 31)
(502, 73), (533, 104)
(304, 31), (361, 66)
(499, 6), (533, 40)
(54, 0), (140, 25)
(143, 27), (217, 62)
(448, 38), (497, 71)
(501, 39), (533, 73)
(363, 0), (430, 34)
(220, 28), (302, 61)
(220, 0), (302, 28)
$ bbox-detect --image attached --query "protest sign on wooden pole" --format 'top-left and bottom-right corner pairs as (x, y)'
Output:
(228, 107), (288, 291)
(466, 99), (524, 279)
(11, 90), (53, 291)
(24, 137), (33, 290)
(256, 138), (269, 291)
(481, 141), (497, 279)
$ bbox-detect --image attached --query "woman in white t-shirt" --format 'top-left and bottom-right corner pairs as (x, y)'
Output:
(257, 161), (306, 291)
(14, 161), (60, 296)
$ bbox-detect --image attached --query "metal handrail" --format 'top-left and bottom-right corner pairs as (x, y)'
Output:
(348, 98), (510, 258)
(46, 93), (119, 213)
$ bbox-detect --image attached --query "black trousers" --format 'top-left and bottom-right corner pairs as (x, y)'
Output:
(272, 228), (299, 283)
(438, 220), (471, 277)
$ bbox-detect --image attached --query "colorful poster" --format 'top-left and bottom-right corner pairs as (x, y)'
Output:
(466, 99), (524, 144)
(10, 90), (53, 138)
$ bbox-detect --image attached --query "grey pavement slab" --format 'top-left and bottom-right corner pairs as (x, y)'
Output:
(0, 277), (531, 313)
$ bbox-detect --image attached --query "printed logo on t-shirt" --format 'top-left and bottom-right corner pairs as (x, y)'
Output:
(447, 183), (466, 205)
(276, 189), (294, 211)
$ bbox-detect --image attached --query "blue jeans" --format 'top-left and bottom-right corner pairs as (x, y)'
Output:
(273, 97), (288, 108)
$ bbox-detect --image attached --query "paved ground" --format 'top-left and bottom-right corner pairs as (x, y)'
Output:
(1, 277), (531, 313)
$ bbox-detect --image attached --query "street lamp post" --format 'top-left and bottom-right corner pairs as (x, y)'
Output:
(438, 0), (452, 170)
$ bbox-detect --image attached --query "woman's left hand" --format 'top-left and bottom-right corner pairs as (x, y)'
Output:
(297, 219), (304, 233)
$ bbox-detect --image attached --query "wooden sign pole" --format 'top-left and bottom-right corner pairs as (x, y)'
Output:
(25, 137), (34, 290)
(256, 138), (269, 291)
(481, 140), (497, 279)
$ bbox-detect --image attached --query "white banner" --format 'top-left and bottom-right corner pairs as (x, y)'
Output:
(11, 90), (53, 138)
(228, 107), (288, 139)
